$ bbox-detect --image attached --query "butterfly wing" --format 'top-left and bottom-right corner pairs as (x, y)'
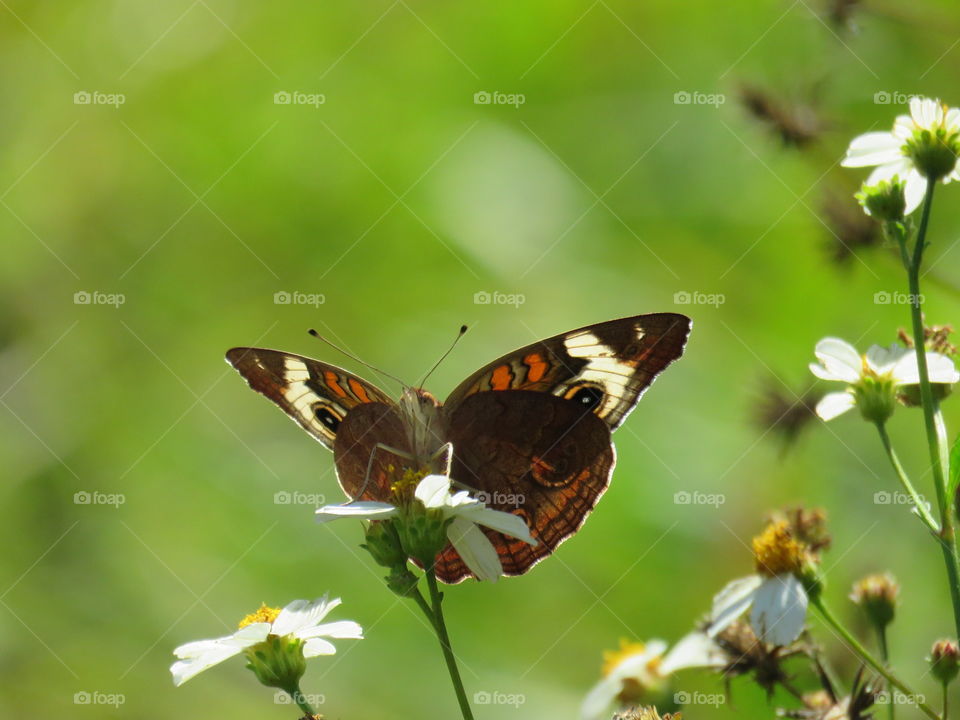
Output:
(445, 313), (691, 430)
(225, 347), (394, 452)
(436, 391), (614, 583)
(436, 313), (691, 582)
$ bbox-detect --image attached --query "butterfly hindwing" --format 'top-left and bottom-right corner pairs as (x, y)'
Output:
(225, 347), (394, 451)
(444, 313), (691, 430)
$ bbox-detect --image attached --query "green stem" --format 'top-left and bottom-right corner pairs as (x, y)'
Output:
(411, 586), (439, 632)
(877, 625), (894, 720)
(875, 422), (941, 532)
(812, 597), (940, 719)
(895, 182), (960, 638)
(944, 682), (950, 720)
(425, 569), (475, 720)
(289, 685), (316, 717)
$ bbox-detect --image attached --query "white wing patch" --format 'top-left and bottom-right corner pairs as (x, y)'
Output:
(561, 328), (647, 419)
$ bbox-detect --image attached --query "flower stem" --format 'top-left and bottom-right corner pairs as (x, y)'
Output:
(811, 596), (940, 720)
(288, 685), (316, 717)
(876, 625), (894, 720)
(425, 569), (475, 720)
(895, 181), (960, 638)
(875, 422), (941, 533)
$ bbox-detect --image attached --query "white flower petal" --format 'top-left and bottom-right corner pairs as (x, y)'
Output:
(315, 501), (397, 522)
(447, 516), (503, 582)
(910, 96), (942, 130)
(457, 505), (538, 545)
(580, 674), (622, 720)
(842, 132), (903, 167)
(296, 620), (364, 641)
(749, 574), (808, 646)
(903, 169), (929, 214)
(302, 637), (338, 658)
(812, 337), (862, 383)
(415, 474), (454, 509)
(815, 392), (856, 421)
(864, 343), (909, 374)
(945, 107), (960, 133)
(273, 596), (340, 636)
(707, 575), (763, 637)
(660, 632), (727, 674)
(866, 157), (911, 186)
(170, 624), (269, 686)
(892, 351), (960, 385)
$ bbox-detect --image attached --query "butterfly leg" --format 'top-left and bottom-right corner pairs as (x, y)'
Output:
(353, 442), (418, 500)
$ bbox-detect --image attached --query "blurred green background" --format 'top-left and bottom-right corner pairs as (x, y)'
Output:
(3, 0), (960, 717)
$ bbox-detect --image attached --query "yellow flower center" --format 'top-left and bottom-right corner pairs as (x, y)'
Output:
(238, 602), (281, 629)
(752, 521), (806, 576)
(602, 639), (651, 676)
(390, 467), (428, 503)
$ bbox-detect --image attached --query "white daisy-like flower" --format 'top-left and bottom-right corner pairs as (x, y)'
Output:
(809, 337), (959, 422)
(580, 634), (726, 720)
(706, 520), (813, 647)
(171, 595), (362, 687)
(843, 96), (960, 213)
(316, 474), (537, 583)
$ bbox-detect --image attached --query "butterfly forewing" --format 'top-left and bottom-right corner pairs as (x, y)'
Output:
(225, 347), (394, 451)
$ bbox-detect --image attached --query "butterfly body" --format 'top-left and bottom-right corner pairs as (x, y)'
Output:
(227, 313), (691, 583)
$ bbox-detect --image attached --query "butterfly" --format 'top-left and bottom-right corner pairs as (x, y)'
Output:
(226, 313), (691, 583)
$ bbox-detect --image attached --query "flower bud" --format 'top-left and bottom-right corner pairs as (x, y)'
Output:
(361, 520), (407, 569)
(852, 375), (897, 424)
(850, 573), (899, 630)
(930, 639), (960, 686)
(855, 177), (907, 221)
(243, 634), (306, 692)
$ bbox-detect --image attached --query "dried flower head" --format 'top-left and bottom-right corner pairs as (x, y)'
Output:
(821, 195), (882, 266)
(850, 573), (899, 629)
(738, 84), (822, 148)
(753, 382), (822, 454)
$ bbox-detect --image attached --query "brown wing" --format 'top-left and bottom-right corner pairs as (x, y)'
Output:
(435, 391), (614, 583)
(225, 347), (394, 452)
(333, 402), (412, 501)
(445, 313), (690, 431)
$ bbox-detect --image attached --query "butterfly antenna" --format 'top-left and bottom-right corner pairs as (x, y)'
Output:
(307, 329), (406, 387)
(419, 325), (468, 389)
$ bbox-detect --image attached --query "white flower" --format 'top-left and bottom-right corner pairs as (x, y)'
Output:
(170, 595), (363, 686)
(316, 474), (537, 582)
(706, 574), (808, 648)
(809, 337), (959, 422)
(843, 96), (960, 213)
(580, 634), (726, 720)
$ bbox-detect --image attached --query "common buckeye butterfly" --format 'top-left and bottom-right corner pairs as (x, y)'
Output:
(227, 313), (691, 583)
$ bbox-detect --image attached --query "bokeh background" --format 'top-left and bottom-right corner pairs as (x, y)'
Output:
(3, 0), (960, 717)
